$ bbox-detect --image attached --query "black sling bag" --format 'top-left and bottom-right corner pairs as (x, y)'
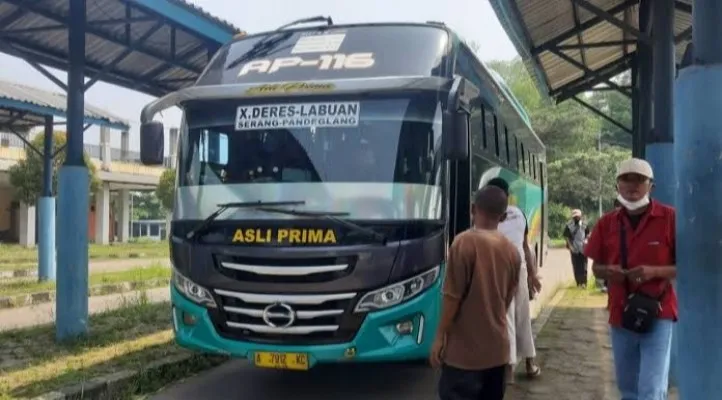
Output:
(619, 217), (666, 334)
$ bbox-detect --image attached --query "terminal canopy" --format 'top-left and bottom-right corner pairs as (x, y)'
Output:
(491, 0), (693, 103)
(0, 0), (243, 97)
(0, 78), (129, 133)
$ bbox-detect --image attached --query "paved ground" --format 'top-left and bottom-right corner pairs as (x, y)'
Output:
(150, 250), (589, 399)
(0, 286), (169, 331)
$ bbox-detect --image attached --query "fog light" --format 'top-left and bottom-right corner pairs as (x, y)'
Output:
(396, 320), (414, 335)
(182, 312), (197, 326)
(344, 347), (357, 358)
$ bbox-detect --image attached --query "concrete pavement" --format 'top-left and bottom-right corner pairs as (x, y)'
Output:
(150, 250), (576, 399)
(0, 286), (170, 331)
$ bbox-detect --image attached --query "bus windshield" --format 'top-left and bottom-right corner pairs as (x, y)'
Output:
(175, 93), (444, 221)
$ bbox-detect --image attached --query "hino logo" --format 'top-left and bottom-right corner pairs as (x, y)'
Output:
(262, 302), (296, 328)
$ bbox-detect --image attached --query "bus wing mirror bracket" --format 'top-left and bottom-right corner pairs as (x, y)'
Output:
(442, 76), (471, 161)
(140, 121), (165, 166)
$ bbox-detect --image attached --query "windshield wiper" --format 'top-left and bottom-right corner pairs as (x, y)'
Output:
(185, 200), (306, 240)
(255, 206), (388, 245)
(225, 16), (334, 70)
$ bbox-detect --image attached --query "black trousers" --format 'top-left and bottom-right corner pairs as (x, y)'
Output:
(438, 364), (506, 400)
(570, 252), (588, 286)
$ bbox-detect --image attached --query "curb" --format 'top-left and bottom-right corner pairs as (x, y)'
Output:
(0, 259), (170, 280)
(0, 278), (171, 310)
(31, 353), (229, 400)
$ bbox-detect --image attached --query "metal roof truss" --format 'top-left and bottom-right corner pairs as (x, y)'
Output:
(524, 0), (692, 137)
(0, 0), (232, 97)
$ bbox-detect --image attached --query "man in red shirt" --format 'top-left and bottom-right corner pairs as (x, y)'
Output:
(585, 158), (677, 400)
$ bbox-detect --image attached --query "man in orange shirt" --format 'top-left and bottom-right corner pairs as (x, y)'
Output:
(431, 185), (521, 400)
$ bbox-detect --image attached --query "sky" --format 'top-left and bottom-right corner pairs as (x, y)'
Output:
(0, 0), (519, 154)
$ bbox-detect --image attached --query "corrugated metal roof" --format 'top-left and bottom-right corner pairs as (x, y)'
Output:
(0, 0), (243, 97)
(165, 0), (242, 36)
(490, 0), (693, 103)
(0, 78), (130, 131)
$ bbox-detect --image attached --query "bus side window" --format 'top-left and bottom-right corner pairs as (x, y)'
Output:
(502, 125), (509, 163)
(532, 154), (537, 181)
(509, 133), (518, 171)
(520, 143), (526, 174)
(483, 107), (494, 150)
(527, 150), (532, 178)
(470, 108), (483, 154)
(493, 115), (500, 158)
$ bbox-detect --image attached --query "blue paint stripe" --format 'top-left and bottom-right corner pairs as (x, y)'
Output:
(0, 98), (129, 130)
(129, 0), (237, 45)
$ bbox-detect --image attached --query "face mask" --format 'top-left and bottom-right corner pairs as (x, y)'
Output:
(617, 193), (650, 211)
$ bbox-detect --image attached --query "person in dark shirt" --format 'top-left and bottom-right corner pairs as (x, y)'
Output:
(563, 209), (590, 288)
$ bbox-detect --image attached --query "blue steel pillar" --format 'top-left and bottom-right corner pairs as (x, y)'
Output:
(56, 0), (89, 340)
(38, 116), (56, 281)
(637, 0), (653, 160)
(646, 0), (678, 386)
(675, 0), (722, 397)
(646, 0), (675, 206)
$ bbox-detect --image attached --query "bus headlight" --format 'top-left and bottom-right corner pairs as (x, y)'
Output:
(172, 268), (217, 308)
(354, 266), (440, 313)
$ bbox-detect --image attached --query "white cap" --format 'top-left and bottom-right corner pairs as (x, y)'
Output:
(571, 209), (582, 218)
(616, 158), (654, 180)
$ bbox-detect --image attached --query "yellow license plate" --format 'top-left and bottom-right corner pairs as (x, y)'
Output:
(254, 352), (309, 370)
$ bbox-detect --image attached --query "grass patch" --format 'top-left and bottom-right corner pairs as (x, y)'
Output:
(549, 238), (567, 248)
(0, 242), (168, 267)
(0, 265), (170, 297)
(0, 295), (212, 399)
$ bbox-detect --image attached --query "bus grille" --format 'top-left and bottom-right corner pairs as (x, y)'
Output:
(214, 255), (356, 284)
(210, 289), (365, 345)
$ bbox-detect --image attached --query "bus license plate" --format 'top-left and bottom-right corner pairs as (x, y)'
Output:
(254, 352), (309, 370)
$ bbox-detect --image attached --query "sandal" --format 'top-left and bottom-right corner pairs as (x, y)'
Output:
(526, 364), (541, 379)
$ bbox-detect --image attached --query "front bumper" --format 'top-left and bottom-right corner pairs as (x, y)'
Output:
(170, 278), (441, 367)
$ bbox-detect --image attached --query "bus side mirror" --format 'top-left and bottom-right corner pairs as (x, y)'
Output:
(442, 76), (469, 161)
(442, 110), (469, 161)
(140, 121), (165, 166)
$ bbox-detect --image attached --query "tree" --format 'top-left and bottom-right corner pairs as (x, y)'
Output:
(8, 131), (99, 205)
(131, 191), (164, 220)
(156, 169), (176, 211)
(547, 148), (629, 212)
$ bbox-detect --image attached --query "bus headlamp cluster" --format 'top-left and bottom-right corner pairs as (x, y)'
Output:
(354, 266), (440, 313)
(172, 268), (217, 308)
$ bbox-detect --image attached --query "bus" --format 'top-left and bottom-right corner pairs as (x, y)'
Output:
(138, 18), (547, 371)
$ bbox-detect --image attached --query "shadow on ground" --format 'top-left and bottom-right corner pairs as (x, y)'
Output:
(151, 360), (440, 400)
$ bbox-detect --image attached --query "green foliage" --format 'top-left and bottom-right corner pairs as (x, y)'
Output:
(547, 148), (629, 212)
(131, 192), (164, 220)
(548, 202), (572, 239)
(485, 59), (543, 112)
(156, 169), (176, 211)
(8, 131), (99, 204)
